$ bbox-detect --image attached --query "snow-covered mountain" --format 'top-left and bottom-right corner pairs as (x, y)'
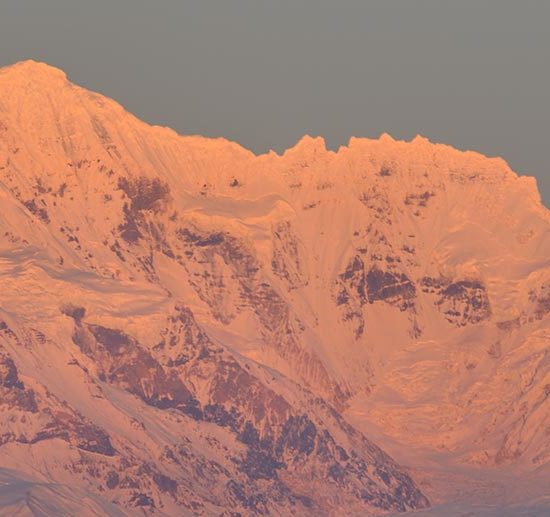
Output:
(0, 60), (548, 516)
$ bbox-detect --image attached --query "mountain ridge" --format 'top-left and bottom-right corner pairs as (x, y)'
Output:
(0, 60), (548, 515)
(2, 59), (542, 196)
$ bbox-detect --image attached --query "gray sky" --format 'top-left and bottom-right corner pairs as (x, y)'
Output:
(1, 1), (549, 205)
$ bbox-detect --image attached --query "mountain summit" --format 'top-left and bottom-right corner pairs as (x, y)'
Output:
(0, 59), (68, 80)
(0, 61), (548, 515)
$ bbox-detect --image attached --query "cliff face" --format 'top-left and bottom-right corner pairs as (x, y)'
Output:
(0, 60), (548, 515)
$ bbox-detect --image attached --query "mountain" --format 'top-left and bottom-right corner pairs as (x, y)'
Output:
(0, 60), (548, 516)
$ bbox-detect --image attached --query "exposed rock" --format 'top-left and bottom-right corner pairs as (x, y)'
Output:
(271, 221), (308, 290)
(421, 277), (491, 326)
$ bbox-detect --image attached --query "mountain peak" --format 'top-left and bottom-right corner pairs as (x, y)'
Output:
(284, 134), (328, 157)
(0, 59), (68, 82)
(411, 134), (431, 145)
(0, 58), (549, 515)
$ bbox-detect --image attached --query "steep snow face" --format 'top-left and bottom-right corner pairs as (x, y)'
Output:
(0, 468), (131, 517)
(0, 60), (549, 514)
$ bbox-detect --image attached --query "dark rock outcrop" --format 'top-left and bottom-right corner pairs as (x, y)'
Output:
(421, 277), (491, 326)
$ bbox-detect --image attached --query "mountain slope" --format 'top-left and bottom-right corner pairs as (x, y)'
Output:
(0, 60), (548, 515)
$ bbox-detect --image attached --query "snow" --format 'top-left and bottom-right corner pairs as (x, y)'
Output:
(0, 59), (548, 515)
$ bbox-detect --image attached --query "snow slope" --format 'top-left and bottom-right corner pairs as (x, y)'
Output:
(0, 60), (548, 515)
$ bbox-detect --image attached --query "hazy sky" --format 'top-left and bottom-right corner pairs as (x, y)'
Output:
(1, 1), (549, 205)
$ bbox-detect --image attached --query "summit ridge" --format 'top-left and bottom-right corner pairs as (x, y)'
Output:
(0, 60), (548, 516)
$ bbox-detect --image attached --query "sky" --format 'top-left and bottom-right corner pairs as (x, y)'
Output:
(1, 1), (549, 205)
